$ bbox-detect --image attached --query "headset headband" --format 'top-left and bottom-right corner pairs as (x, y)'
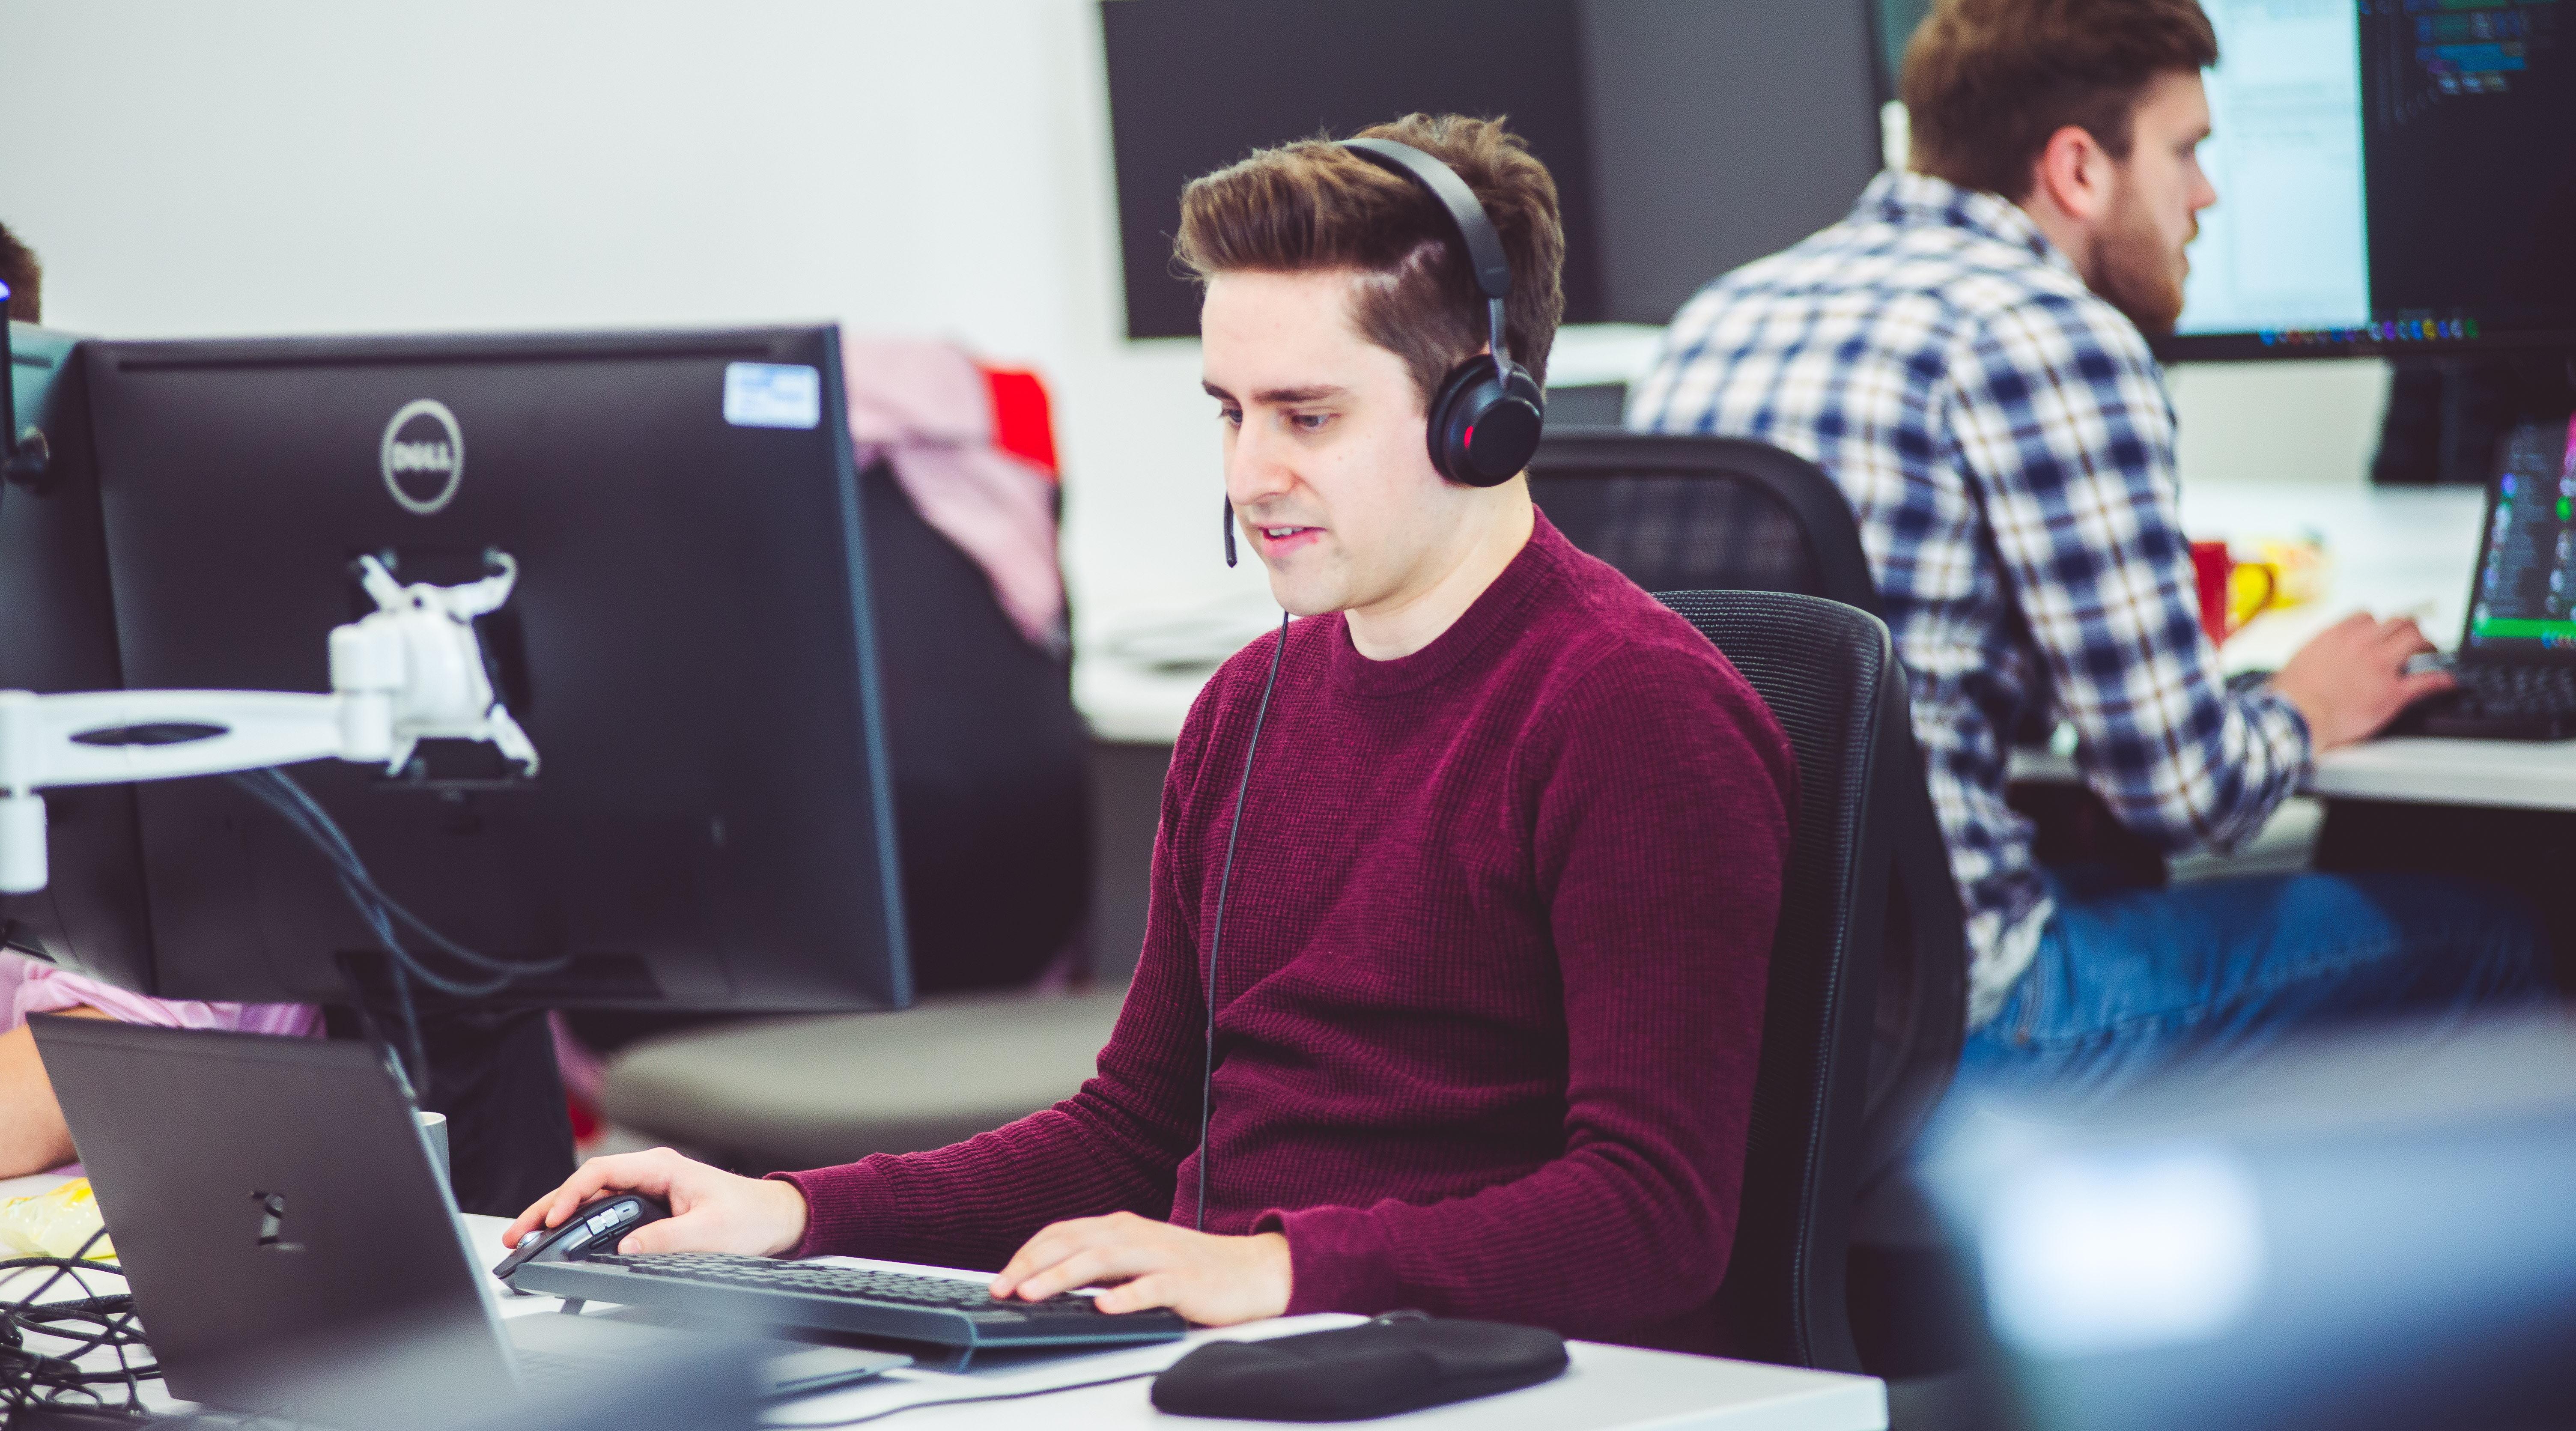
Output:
(1339, 138), (1513, 387)
(1339, 139), (1512, 300)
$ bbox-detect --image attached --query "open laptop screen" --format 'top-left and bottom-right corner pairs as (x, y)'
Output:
(2463, 416), (2576, 659)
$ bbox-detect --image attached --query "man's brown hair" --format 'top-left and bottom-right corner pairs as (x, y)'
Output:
(1173, 113), (1565, 402)
(1901, 0), (2218, 199)
(0, 222), (39, 324)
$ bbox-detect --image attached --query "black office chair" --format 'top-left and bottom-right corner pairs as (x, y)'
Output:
(858, 455), (1090, 993)
(1532, 431), (1967, 1214)
(1653, 589), (1899, 1372)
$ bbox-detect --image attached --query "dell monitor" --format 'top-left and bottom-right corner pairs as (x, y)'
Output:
(2163, 0), (2575, 361)
(60, 325), (909, 1013)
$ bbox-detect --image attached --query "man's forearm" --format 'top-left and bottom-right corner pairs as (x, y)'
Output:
(0, 1020), (80, 1178)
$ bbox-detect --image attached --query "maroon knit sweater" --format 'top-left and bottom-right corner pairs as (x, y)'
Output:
(776, 514), (1795, 1351)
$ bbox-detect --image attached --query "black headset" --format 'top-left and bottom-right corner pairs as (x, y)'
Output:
(1341, 137), (1547, 487)
(1222, 137), (1546, 566)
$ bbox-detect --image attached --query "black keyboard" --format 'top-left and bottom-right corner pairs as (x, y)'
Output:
(505, 1251), (1187, 1351)
(2391, 662), (2576, 740)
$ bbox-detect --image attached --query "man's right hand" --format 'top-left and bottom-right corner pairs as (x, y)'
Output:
(502, 1147), (810, 1259)
(2270, 611), (2453, 751)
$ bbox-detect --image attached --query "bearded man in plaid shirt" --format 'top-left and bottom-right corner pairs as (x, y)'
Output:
(1631, 0), (2551, 1104)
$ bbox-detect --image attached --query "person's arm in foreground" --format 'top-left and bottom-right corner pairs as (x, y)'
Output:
(0, 1005), (113, 1178)
(503, 887), (1213, 1270)
(992, 649), (1792, 1336)
(506, 672), (1246, 1280)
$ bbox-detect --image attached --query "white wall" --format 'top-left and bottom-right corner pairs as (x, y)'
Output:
(2170, 359), (2390, 489)
(4, 3), (2388, 634)
(2, 0), (1266, 630)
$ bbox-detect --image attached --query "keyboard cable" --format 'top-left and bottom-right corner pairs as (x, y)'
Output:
(760, 1370), (1158, 1428)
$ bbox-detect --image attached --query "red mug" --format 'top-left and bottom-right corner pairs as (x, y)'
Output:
(2191, 541), (2277, 648)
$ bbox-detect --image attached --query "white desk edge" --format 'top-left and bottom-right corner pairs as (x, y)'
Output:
(0, 1190), (1886, 1431)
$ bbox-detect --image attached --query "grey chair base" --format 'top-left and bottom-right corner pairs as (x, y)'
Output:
(599, 988), (1129, 1173)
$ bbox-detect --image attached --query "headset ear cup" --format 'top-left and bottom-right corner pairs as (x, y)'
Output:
(1426, 356), (1546, 487)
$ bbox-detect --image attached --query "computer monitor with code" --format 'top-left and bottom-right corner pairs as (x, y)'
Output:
(2463, 417), (2576, 655)
(2163, 0), (2574, 361)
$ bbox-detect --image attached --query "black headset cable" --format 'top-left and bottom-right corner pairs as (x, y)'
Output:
(1195, 610), (1289, 1232)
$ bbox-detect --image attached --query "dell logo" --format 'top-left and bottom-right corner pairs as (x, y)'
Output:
(380, 398), (465, 515)
(252, 1190), (304, 1252)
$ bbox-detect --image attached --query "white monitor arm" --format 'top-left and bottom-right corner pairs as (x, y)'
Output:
(0, 552), (539, 895)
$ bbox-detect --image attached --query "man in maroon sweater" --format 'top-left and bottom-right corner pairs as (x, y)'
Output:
(506, 114), (1796, 1351)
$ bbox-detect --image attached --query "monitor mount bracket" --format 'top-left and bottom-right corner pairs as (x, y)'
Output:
(0, 552), (539, 894)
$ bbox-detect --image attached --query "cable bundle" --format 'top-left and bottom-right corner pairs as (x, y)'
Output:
(223, 766), (568, 1092)
(1, 1228), (156, 1423)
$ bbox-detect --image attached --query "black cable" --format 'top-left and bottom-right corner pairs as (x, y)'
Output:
(2, 1227), (157, 1421)
(760, 1370), (1156, 1428)
(766, 1315), (1411, 1431)
(1193, 612), (1290, 1233)
(223, 765), (567, 1092)
(227, 768), (569, 986)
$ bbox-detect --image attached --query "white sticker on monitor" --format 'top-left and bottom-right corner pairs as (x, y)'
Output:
(723, 362), (823, 430)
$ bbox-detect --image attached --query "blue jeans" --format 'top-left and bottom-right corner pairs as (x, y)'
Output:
(1955, 871), (2554, 1112)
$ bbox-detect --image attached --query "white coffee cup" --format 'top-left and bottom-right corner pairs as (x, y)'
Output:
(416, 1110), (451, 1187)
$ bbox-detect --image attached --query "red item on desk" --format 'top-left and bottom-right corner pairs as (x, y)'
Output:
(2192, 540), (2276, 649)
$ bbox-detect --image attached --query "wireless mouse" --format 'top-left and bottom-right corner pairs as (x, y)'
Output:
(492, 1192), (671, 1282)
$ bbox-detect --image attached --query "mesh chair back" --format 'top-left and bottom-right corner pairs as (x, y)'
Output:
(1657, 590), (1895, 1371)
(1530, 432), (1878, 608)
(1532, 430), (1964, 1192)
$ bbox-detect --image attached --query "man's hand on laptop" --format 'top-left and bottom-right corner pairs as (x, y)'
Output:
(988, 1211), (1290, 1326)
(2272, 612), (2453, 750)
(502, 1147), (808, 1258)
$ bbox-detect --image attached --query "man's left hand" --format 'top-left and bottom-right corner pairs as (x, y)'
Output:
(989, 1211), (1291, 1325)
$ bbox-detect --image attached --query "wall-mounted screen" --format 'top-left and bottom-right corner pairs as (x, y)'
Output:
(1098, 0), (1887, 341)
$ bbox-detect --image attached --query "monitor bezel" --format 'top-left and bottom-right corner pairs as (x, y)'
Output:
(2154, 326), (2576, 364)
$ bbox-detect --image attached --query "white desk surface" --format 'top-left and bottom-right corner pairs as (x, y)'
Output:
(477, 1216), (1887, 1431)
(1076, 482), (2494, 751)
(2176, 481), (2482, 674)
(1074, 477), (2563, 814)
(3, 1195), (1884, 1431)
(0, 1170), (74, 1201)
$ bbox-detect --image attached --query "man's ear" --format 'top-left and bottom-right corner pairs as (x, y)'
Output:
(2028, 124), (2117, 226)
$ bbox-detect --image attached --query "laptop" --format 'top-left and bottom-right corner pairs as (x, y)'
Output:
(2391, 414), (2576, 740)
(31, 1017), (900, 1422)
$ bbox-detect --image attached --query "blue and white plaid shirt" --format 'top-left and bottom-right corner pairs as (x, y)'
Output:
(1628, 170), (2311, 1027)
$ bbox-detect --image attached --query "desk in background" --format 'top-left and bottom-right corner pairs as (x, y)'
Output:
(2175, 480), (2567, 810)
(1998, 482), (2574, 811)
(1076, 481), (2497, 755)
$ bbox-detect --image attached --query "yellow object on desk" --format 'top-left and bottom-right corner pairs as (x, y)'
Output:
(2252, 536), (2329, 608)
(2222, 536), (2331, 630)
(0, 1178), (114, 1260)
